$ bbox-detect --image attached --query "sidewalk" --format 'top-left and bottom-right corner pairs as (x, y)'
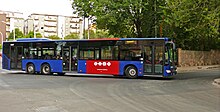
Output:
(178, 65), (220, 87)
(177, 65), (220, 73)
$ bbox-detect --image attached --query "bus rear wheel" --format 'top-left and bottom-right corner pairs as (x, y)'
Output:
(125, 66), (138, 79)
(26, 63), (35, 74)
(41, 64), (51, 75)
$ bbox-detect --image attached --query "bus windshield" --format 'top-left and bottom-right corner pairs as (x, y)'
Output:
(165, 42), (177, 66)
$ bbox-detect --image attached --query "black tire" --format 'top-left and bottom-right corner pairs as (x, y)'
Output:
(58, 73), (65, 76)
(41, 64), (51, 75)
(26, 63), (35, 74)
(125, 66), (138, 79)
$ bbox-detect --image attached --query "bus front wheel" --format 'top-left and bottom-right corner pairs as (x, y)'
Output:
(41, 64), (51, 75)
(125, 66), (138, 79)
(26, 63), (35, 74)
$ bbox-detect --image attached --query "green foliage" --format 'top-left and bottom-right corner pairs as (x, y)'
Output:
(24, 31), (42, 38)
(24, 31), (34, 38)
(72, 0), (162, 38)
(64, 33), (79, 39)
(85, 29), (114, 39)
(36, 33), (42, 38)
(64, 30), (113, 39)
(48, 35), (61, 40)
(161, 0), (220, 50)
(8, 28), (24, 40)
(0, 44), (2, 49)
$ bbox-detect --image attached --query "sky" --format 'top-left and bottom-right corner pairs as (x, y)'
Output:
(0, 0), (74, 18)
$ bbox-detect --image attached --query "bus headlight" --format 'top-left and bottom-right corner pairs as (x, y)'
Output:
(166, 70), (171, 74)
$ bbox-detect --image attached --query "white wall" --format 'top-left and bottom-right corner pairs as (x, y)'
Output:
(57, 16), (65, 39)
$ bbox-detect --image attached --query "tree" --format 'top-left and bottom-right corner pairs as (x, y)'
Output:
(24, 31), (42, 38)
(24, 31), (34, 38)
(72, 0), (164, 38)
(48, 35), (60, 40)
(73, 0), (220, 50)
(8, 28), (24, 40)
(162, 0), (220, 50)
(85, 29), (114, 39)
(64, 33), (79, 39)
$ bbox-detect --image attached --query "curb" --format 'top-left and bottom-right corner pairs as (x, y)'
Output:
(177, 65), (220, 72)
(213, 78), (220, 87)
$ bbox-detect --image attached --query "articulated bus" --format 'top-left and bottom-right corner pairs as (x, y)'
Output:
(2, 38), (177, 78)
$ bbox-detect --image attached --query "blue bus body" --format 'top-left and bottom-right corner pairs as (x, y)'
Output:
(2, 38), (177, 78)
(21, 59), (63, 73)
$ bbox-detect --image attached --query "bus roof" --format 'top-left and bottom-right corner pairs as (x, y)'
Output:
(16, 38), (51, 41)
(4, 37), (169, 43)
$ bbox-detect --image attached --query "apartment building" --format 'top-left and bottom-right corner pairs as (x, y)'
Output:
(26, 13), (83, 39)
(0, 13), (6, 43)
(0, 11), (83, 42)
(0, 10), (24, 43)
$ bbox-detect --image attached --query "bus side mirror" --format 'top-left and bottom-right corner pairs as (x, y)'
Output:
(173, 43), (176, 50)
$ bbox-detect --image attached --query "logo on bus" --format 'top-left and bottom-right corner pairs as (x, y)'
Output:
(94, 62), (111, 66)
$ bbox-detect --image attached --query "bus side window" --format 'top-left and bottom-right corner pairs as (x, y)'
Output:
(25, 52), (30, 59)
(30, 52), (37, 59)
(124, 53), (132, 60)
(44, 53), (51, 60)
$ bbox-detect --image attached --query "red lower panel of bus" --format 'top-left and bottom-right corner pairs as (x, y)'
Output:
(86, 60), (119, 75)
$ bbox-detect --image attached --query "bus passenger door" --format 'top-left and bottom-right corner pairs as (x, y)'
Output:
(143, 45), (163, 74)
(71, 47), (78, 71)
(10, 46), (23, 69)
(143, 46), (153, 74)
(62, 47), (70, 71)
(62, 46), (78, 72)
(154, 46), (163, 74)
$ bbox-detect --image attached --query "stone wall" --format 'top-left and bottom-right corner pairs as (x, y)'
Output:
(177, 48), (220, 67)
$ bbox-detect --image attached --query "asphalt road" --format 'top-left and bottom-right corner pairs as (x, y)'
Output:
(0, 68), (219, 112)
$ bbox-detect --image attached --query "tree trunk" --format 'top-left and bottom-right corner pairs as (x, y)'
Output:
(134, 18), (143, 38)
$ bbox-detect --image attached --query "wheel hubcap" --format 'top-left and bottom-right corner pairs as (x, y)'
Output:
(28, 66), (34, 73)
(43, 66), (50, 74)
(129, 69), (136, 76)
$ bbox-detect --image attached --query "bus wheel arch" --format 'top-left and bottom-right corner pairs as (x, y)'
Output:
(26, 62), (35, 74)
(124, 65), (138, 79)
(41, 63), (51, 75)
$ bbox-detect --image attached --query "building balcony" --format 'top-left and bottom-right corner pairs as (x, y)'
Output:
(70, 26), (79, 29)
(45, 19), (57, 22)
(6, 29), (10, 32)
(70, 25), (79, 29)
(44, 23), (57, 27)
(44, 17), (57, 22)
(44, 30), (57, 33)
(70, 20), (80, 23)
(70, 29), (79, 33)
(34, 18), (39, 21)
